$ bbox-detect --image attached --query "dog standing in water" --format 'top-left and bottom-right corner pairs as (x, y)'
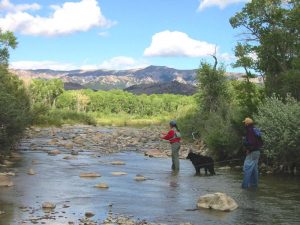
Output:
(186, 152), (216, 175)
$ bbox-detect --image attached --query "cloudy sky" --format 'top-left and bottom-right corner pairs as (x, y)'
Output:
(0, 0), (250, 71)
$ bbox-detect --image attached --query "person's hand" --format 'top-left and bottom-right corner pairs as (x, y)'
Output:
(161, 132), (167, 135)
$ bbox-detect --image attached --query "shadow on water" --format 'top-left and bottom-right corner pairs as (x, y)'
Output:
(0, 150), (300, 225)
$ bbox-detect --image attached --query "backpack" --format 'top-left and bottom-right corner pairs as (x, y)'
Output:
(253, 127), (263, 146)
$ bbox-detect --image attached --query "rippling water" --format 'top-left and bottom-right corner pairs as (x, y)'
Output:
(0, 150), (300, 225)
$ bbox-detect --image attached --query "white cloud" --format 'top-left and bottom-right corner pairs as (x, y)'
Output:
(219, 52), (236, 62)
(10, 60), (77, 70)
(98, 56), (149, 70)
(10, 57), (149, 71)
(144, 30), (216, 57)
(0, 0), (40, 12)
(0, 0), (114, 36)
(198, 0), (250, 11)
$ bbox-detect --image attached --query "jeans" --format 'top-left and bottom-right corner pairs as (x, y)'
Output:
(171, 142), (180, 171)
(242, 150), (260, 189)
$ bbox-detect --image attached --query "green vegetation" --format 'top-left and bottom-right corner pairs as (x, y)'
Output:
(230, 0), (300, 99)
(0, 30), (31, 152)
(179, 0), (300, 169)
(28, 80), (196, 126)
(255, 95), (300, 167)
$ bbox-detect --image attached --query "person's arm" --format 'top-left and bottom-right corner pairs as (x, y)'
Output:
(161, 130), (175, 140)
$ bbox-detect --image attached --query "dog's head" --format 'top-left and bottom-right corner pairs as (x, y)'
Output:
(186, 151), (194, 160)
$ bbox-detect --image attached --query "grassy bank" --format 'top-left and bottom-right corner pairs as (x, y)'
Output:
(33, 109), (173, 127)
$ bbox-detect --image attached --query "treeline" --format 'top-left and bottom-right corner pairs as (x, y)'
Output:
(179, 0), (300, 171)
(0, 30), (31, 151)
(28, 78), (196, 125)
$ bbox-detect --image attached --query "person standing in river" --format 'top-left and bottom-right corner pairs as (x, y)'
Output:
(161, 120), (181, 172)
(242, 117), (263, 189)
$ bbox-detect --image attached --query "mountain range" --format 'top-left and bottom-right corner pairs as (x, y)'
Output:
(11, 65), (260, 95)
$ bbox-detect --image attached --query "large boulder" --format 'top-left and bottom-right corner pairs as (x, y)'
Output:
(197, 192), (238, 212)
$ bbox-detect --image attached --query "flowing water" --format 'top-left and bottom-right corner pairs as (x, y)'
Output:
(0, 147), (300, 224)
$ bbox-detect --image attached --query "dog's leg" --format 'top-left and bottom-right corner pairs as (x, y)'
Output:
(195, 166), (200, 176)
(209, 165), (216, 175)
(205, 167), (208, 175)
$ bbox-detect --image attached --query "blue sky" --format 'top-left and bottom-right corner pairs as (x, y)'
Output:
(0, 0), (250, 71)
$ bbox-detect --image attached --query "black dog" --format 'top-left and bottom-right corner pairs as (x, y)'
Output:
(186, 152), (216, 175)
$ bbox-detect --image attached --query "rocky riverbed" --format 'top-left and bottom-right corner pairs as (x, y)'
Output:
(17, 124), (206, 158)
(0, 125), (207, 225)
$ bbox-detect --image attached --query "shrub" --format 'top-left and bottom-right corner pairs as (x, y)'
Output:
(254, 95), (300, 166)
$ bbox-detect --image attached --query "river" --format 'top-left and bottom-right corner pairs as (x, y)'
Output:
(0, 126), (300, 225)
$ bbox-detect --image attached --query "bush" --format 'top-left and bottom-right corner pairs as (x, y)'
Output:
(254, 95), (300, 166)
(0, 66), (31, 151)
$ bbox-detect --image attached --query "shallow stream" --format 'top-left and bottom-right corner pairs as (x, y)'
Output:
(1, 150), (300, 225)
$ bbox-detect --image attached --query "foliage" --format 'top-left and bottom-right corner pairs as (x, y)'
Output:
(55, 89), (196, 117)
(0, 66), (31, 150)
(230, 0), (300, 99)
(229, 80), (265, 117)
(254, 95), (300, 165)
(196, 61), (229, 112)
(29, 79), (64, 108)
(179, 60), (242, 160)
(0, 29), (17, 66)
(33, 109), (96, 127)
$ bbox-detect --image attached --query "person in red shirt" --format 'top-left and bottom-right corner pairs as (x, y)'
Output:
(161, 120), (181, 171)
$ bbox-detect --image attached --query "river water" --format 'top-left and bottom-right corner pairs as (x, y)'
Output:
(1, 139), (300, 224)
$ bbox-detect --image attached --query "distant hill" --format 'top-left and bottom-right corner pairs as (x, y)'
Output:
(124, 81), (197, 95)
(11, 65), (261, 91)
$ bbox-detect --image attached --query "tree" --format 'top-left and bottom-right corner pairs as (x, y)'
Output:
(0, 30), (31, 151)
(0, 29), (17, 66)
(197, 60), (229, 113)
(29, 79), (64, 108)
(230, 0), (300, 99)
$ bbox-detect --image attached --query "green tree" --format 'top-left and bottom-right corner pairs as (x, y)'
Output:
(0, 30), (30, 151)
(230, 0), (300, 99)
(0, 29), (17, 66)
(29, 79), (64, 108)
(196, 61), (229, 113)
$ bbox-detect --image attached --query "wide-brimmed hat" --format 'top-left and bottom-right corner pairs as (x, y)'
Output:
(243, 117), (253, 125)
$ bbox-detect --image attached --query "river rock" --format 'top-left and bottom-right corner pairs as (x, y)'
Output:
(134, 175), (146, 181)
(80, 172), (101, 178)
(197, 192), (238, 211)
(0, 175), (14, 187)
(218, 166), (231, 170)
(48, 150), (61, 156)
(3, 160), (14, 166)
(110, 161), (126, 165)
(42, 202), (56, 209)
(111, 172), (127, 176)
(85, 211), (95, 218)
(71, 150), (79, 155)
(10, 152), (22, 161)
(144, 149), (167, 158)
(0, 172), (15, 176)
(95, 183), (109, 189)
(27, 168), (36, 175)
(64, 143), (74, 149)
